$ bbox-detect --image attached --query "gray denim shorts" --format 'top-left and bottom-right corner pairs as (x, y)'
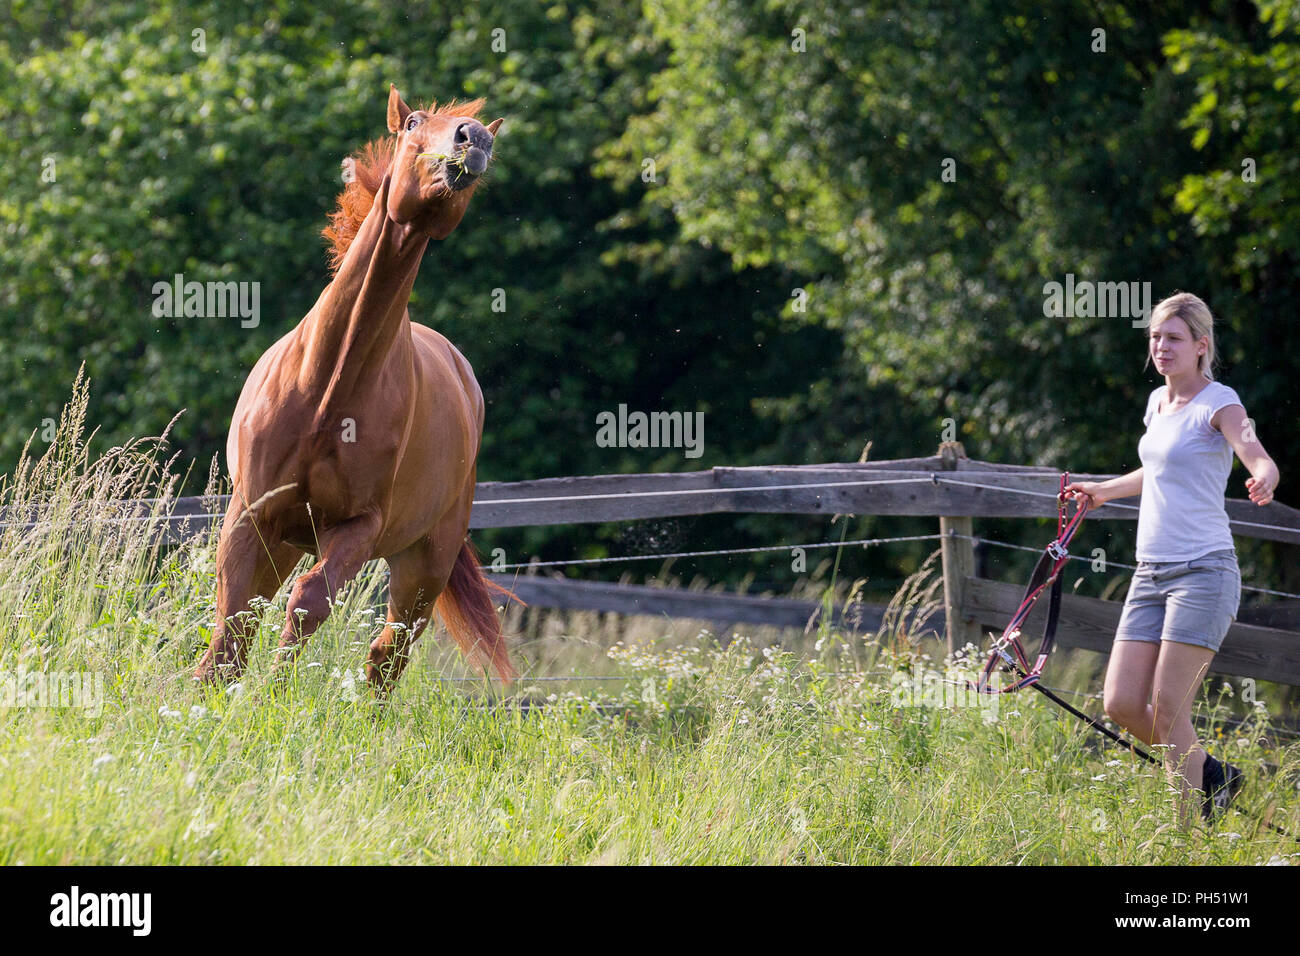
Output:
(1114, 549), (1241, 652)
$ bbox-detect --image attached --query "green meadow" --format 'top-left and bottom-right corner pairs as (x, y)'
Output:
(2, 388), (1296, 865)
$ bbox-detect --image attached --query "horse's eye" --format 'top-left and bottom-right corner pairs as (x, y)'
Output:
(406, 116), (420, 131)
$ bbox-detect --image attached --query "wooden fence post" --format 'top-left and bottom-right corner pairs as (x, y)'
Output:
(938, 442), (980, 656)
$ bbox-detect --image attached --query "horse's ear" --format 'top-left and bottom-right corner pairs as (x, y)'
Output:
(387, 84), (412, 134)
(486, 118), (504, 137)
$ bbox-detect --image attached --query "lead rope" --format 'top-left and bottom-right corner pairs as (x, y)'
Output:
(1023, 658), (1298, 843)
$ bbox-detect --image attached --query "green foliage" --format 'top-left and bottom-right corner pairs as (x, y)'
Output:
(612, 1), (1223, 461)
(1163, 1), (1300, 428)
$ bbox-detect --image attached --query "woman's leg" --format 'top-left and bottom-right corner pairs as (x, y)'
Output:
(1106, 563), (1164, 737)
(1103, 639), (1159, 740)
(1150, 641), (1215, 825)
(1104, 637), (1214, 825)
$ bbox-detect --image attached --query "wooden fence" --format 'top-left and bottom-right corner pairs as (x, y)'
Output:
(474, 443), (1300, 684)
(10, 443), (1300, 684)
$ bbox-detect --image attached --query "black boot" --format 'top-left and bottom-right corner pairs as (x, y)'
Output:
(1201, 753), (1245, 821)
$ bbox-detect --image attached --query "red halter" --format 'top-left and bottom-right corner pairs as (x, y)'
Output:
(970, 472), (1089, 695)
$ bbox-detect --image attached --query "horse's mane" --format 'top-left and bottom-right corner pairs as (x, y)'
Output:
(322, 98), (486, 273)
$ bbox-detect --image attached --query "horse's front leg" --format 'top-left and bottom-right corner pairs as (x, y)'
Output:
(271, 511), (381, 674)
(195, 500), (300, 684)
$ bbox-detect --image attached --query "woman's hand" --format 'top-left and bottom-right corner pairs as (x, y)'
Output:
(1245, 465), (1279, 506)
(1064, 480), (1107, 509)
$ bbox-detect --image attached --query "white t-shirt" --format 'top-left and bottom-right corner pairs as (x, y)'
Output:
(1136, 381), (1243, 561)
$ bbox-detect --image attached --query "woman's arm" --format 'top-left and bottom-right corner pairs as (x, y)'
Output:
(1064, 468), (1143, 509)
(1212, 404), (1280, 506)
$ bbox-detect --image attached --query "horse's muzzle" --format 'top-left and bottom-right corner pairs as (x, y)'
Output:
(449, 123), (494, 190)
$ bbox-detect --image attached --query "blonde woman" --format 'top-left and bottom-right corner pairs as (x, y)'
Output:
(1065, 292), (1279, 825)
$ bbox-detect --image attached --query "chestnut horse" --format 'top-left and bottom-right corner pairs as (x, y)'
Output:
(194, 85), (515, 693)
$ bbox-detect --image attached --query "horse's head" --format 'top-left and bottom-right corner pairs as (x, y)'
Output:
(385, 85), (502, 239)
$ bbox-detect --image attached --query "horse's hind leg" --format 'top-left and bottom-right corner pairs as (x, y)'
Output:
(272, 512), (381, 673)
(195, 501), (301, 683)
(365, 540), (453, 695)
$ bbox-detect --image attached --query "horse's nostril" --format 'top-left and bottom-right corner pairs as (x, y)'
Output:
(454, 123), (471, 145)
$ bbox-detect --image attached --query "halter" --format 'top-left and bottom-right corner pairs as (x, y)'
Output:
(970, 472), (1089, 694)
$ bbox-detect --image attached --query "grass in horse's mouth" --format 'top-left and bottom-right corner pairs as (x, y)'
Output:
(417, 151), (469, 172)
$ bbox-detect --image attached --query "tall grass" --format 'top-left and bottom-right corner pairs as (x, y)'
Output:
(0, 383), (1296, 864)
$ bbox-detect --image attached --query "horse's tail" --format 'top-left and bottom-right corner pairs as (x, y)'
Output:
(436, 538), (518, 682)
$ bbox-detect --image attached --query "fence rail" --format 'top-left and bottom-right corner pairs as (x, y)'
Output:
(477, 445), (1300, 685)
(487, 574), (887, 640)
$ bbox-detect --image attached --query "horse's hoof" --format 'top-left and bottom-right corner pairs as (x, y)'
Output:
(192, 664), (216, 684)
(193, 657), (240, 686)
